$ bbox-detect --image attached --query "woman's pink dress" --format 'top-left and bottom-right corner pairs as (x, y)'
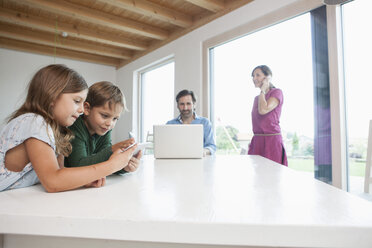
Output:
(248, 88), (288, 166)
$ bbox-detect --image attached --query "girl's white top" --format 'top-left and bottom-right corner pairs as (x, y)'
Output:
(0, 113), (56, 191)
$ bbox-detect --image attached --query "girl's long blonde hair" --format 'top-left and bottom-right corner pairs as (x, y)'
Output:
(9, 64), (88, 156)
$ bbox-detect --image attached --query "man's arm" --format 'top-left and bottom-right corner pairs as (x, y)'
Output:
(203, 119), (216, 155)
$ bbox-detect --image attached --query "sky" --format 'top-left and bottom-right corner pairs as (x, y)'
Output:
(343, 0), (372, 139)
(213, 13), (314, 138)
(141, 62), (174, 140)
(213, 0), (372, 140)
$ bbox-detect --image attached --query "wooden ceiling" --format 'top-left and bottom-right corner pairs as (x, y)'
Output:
(0, 0), (253, 68)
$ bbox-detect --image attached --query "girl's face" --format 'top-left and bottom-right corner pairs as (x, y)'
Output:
(52, 89), (88, 127)
(252, 68), (266, 88)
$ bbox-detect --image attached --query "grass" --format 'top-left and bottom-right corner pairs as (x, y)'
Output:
(288, 158), (314, 172)
(215, 149), (366, 177)
(288, 158), (366, 177)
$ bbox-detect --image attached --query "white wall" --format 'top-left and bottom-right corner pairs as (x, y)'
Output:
(0, 48), (116, 131)
(0, 0), (311, 143)
(115, 0), (302, 141)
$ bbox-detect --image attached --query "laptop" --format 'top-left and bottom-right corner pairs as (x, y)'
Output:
(153, 124), (203, 159)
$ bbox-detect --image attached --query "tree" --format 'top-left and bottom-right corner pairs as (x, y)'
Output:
(216, 125), (240, 151)
(303, 143), (314, 156)
(292, 132), (299, 155)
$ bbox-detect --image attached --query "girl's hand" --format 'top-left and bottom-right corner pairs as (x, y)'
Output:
(109, 144), (137, 172)
(112, 138), (135, 152)
(85, 177), (106, 188)
(124, 150), (142, 172)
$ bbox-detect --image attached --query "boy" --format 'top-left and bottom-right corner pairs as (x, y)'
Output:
(65, 81), (141, 175)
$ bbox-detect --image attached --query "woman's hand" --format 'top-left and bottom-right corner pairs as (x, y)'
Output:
(260, 76), (271, 93)
(124, 150), (142, 172)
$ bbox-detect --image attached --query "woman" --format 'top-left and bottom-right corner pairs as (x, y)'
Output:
(248, 65), (287, 166)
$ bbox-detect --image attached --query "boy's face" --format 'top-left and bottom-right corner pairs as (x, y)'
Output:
(83, 101), (123, 136)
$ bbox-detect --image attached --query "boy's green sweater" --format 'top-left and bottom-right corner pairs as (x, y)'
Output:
(65, 116), (127, 174)
(65, 115), (127, 174)
(65, 116), (113, 167)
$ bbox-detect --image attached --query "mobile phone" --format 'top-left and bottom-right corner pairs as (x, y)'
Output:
(133, 142), (152, 155)
(128, 131), (135, 139)
(123, 142), (137, 152)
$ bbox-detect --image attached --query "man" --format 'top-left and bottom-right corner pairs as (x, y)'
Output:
(167, 89), (216, 155)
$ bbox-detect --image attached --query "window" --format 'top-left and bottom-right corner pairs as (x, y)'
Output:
(209, 7), (332, 183)
(342, 0), (372, 194)
(138, 60), (175, 144)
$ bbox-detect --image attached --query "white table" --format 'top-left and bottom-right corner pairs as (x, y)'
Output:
(1, 155), (372, 248)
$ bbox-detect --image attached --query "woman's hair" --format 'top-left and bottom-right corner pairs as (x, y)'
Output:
(251, 65), (275, 88)
(9, 64), (88, 156)
(251, 65), (272, 77)
(85, 81), (126, 111)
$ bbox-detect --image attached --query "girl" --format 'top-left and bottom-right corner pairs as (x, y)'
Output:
(0, 64), (136, 192)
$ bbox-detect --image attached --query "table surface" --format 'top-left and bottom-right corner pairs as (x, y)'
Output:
(1, 155), (372, 248)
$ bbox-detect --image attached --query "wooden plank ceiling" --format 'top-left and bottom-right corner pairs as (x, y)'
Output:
(0, 0), (253, 68)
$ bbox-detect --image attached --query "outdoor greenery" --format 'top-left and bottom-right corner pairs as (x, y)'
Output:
(216, 125), (366, 177)
(292, 133), (299, 155)
(289, 158), (365, 177)
(288, 158), (314, 172)
(348, 138), (367, 159)
(216, 125), (240, 152)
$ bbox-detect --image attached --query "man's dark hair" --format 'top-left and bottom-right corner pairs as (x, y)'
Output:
(176, 89), (196, 103)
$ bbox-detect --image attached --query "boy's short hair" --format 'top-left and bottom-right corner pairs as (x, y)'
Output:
(86, 81), (126, 111)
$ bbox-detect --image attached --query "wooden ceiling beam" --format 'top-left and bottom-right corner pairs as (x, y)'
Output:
(0, 37), (121, 67)
(184, 0), (225, 13)
(98, 0), (193, 28)
(1, 0), (254, 67)
(20, 0), (169, 40)
(0, 24), (133, 59)
(119, 0), (254, 67)
(0, 7), (147, 51)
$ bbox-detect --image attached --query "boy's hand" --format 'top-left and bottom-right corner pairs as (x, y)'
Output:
(112, 138), (135, 152)
(124, 150), (142, 172)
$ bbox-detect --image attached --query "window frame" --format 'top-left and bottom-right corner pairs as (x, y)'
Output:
(137, 57), (175, 142)
(202, 1), (347, 189)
